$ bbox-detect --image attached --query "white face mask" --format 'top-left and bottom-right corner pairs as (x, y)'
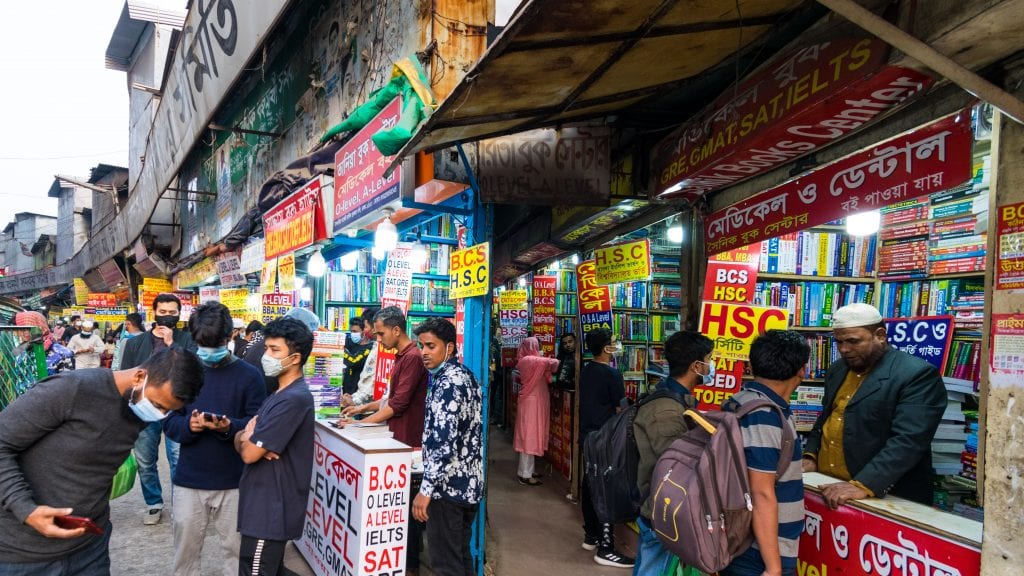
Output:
(128, 377), (168, 422)
(261, 352), (294, 377)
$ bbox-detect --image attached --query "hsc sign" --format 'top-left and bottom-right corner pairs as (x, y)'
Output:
(700, 302), (789, 361)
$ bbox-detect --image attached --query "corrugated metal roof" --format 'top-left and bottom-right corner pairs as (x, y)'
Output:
(105, 1), (186, 72)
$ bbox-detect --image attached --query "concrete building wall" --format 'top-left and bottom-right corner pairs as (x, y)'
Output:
(54, 186), (93, 263)
(9, 216), (56, 274)
(127, 24), (174, 193)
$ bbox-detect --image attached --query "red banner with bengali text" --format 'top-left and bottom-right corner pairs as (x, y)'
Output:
(263, 180), (320, 260)
(532, 276), (557, 356)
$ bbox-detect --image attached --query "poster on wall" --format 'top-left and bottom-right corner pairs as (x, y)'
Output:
(990, 313), (1024, 378)
(996, 201), (1024, 290)
(532, 276), (557, 356)
(499, 289), (529, 367)
(216, 252), (247, 288)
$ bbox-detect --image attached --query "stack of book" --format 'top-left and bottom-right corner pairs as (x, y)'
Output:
(928, 185), (988, 276)
(790, 386), (824, 432)
(341, 422), (395, 440)
(758, 231), (876, 277)
(878, 199), (931, 278)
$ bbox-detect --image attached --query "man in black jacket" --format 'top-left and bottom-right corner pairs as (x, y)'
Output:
(120, 293), (197, 525)
(803, 303), (946, 508)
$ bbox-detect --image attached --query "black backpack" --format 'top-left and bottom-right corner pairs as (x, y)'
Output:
(583, 389), (688, 525)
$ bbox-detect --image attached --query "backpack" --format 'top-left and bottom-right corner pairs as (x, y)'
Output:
(649, 399), (795, 573)
(583, 389), (688, 525)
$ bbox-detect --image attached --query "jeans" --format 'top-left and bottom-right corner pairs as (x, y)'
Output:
(172, 487), (240, 576)
(633, 517), (673, 576)
(425, 498), (478, 576)
(720, 549), (796, 576)
(134, 421), (179, 508)
(0, 522), (112, 575)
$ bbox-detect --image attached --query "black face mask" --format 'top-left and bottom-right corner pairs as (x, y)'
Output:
(154, 315), (179, 329)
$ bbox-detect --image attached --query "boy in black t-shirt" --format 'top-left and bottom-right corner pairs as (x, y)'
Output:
(578, 328), (634, 569)
(234, 317), (316, 576)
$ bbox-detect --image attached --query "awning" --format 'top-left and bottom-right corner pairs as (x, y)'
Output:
(396, 0), (805, 156)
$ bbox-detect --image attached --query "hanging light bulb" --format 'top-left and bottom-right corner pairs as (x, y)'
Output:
(371, 245), (387, 260)
(846, 210), (881, 236)
(667, 217), (684, 244)
(307, 247), (327, 278)
(411, 241), (429, 269)
(571, 253), (580, 265)
(518, 277), (526, 287)
(374, 208), (398, 252)
(550, 260), (560, 271)
(340, 250), (360, 271)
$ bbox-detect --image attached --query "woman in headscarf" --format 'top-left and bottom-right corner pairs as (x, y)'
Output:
(514, 337), (559, 486)
(14, 311), (73, 375)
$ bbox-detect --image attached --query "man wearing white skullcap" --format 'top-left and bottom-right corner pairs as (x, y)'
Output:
(802, 303), (945, 509)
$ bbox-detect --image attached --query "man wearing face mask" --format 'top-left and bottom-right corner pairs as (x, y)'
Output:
(163, 302), (266, 576)
(67, 320), (105, 369)
(411, 317), (483, 576)
(342, 315), (372, 395)
(578, 328), (633, 568)
(121, 293), (197, 525)
(0, 348), (204, 572)
(111, 313), (145, 370)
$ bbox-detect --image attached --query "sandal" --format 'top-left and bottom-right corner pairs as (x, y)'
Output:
(517, 476), (543, 486)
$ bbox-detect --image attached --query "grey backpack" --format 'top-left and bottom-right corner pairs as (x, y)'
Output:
(649, 400), (795, 573)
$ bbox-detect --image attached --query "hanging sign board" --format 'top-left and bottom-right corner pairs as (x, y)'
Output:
(73, 279), (89, 306)
(219, 288), (250, 314)
(263, 179), (321, 260)
(700, 302), (789, 361)
(654, 37), (934, 200)
(532, 276), (557, 356)
(594, 238), (651, 286)
(174, 257), (219, 290)
(381, 246), (414, 311)
(239, 239), (265, 275)
(883, 316), (953, 372)
(216, 252), (247, 288)
(333, 97), (403, 234)
(262, 293), (294, 323)
(199, 287), (219, 304)
(576, 260), (613, 338)
(87, 293), (117, 308)
(278, 253), (296, 292)
(703, 111), (973, 255)
(449, 242), (490, 299)
(261, 258), (277, 293)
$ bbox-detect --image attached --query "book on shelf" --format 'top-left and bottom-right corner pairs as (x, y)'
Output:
(649, 314), (680, 342)
(555, 293), (578, 315)
(551, 269), (578, 292)
(324, 306), (368, 331)
(409, 279), (453, 313)
(754, 282), (874, 327)
(413, 244), (451, 276)
(325, 271), (381, 302)
(613, 314), (649, 341)
(650, 283), (681, 309)
(612, 281), (648, 309)
(758, 231), (876, 277)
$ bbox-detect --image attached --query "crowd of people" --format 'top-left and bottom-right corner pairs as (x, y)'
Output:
(0, 297), (485, 576)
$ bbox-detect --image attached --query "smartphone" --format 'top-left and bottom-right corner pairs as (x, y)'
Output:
(54, 515), (104, 535)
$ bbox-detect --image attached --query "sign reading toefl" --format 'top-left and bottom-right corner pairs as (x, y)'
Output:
(700, 302), (789, 361)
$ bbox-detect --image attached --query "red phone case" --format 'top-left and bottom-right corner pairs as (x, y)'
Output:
(54, 515), (104, 535)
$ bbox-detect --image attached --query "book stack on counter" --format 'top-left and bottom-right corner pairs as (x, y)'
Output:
(928, 184), (988, 276)
(931, 376), (973, 477)
(878, 199), (931, 278)
(340, 422), (394, 440)
(758, 231), (876, 277)
(789, 386), (824, 433)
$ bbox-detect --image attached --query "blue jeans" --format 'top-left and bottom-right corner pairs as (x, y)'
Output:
(0, 522), (112, 575)
(633, 517), (674, 576)
(134, 421), (179, 508)
(720, 549), (796, 576)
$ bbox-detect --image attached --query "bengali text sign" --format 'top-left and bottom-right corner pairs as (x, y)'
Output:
(576, 260), (613, 338)
(333, 97), (403, 233)
(594, 238), (651, 285)
(532, 276), (557, 356)
(996, 201), (1024, 290)
(264, 180), (320, 260)
(700, 302), (789, 361)
(884, 316), (953, 372)
(449, 242), (490, 299)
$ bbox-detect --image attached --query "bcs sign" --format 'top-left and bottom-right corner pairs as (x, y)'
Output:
(449, 242), (490, 299)
(700, 301), (789, 361)
(703, 261), (758, 303)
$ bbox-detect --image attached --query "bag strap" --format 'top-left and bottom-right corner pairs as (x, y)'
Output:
(636, 388), (690, 409)
(733, 398), (796, 480)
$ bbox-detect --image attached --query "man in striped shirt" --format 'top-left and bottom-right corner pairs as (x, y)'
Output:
(722, 330), (810, 576)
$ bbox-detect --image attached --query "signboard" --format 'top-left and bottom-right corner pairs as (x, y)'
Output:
(704, 111), (973, 254)
(381, 246), (414, 311)
(654, 37), (934, 199)
(499, 290), (530, 364)
(373, 346), (397, 402)
(799, 490), (979, 576)
(199, 287), (219, 304)
(990, 314), (1024, 377)
(87, 293), (117, 308)
(216, 252), (247, 288)
(333, 97), (403, 233)
(262, 293), (294, 323)
(261, 259), (277, 293)
(699, 302), (789, 361)
(219, 288), (250, 314)
(278, 253), (296, 292)
(996, 201), (1024, 290)
(884, 316), (953, 372)
(594, 238), (651, 286)
(477, 126), (611, 205)
(239, 239), (266, 275)
(175, 257), (218, 290)
(142, 277), (172, 292)
(576, 260), (613, 338)
(553, 199), (649, 244)
(449, 242), (490, 299)
(532, 276), (557, 356)
(73, 278), (89, 306)
(264, 180), (321, 260)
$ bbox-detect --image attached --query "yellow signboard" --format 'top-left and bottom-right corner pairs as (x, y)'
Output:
(174, 258), (218, 289)
(499, 290), (529, 309)
(594, 238), (651, 285)
(261, 259), (277, 293)
(699, 301), (790, 361)
(278, 253), (296, 292)
(449, 242), (490, 299)
(73, 278), (89, 306)
(219, 288), (250, 313)
(142, 277), (173, 292)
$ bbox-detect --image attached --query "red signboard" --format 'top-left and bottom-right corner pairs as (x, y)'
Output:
(263, 179), (321, 260)
(333, 97), (403, 233)
(996, 201), (1024, 290)
(576, 260), (613, 338)
(532, 276), (557, 357)
(87, 293), (117, 308)
(704, 111), (973, 255)
(799, 491), (979, 576)
(654, 37), (935, 200)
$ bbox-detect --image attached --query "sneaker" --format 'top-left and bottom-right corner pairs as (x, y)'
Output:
(143, 508), (162, 525)
(517, 476), (542, 486)
(581, 536), (599, 551)
(593, 549), (634, 568)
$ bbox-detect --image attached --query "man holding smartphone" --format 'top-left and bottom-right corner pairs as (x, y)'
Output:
(120, 293), (197, 525)
(163, 302), (266, 576)
(0, 348), (204, 572)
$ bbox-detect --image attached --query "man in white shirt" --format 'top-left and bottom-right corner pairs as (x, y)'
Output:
(67, 321), (105, 369)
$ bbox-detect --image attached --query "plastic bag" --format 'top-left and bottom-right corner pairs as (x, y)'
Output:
(110, 453), (137, 500)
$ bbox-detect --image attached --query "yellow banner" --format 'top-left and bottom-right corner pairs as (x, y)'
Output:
(699, 301), (790, 361)
(449, 242), (490, 299)
(594, 238), (651, 285)
(219, 288), (250, 312)
(278, 253), (296, 292)
(261, 259), (277, 293)
(499, 290), (529, 309)
(73, 279), (89, 306)
(175, 258), (218, 289)
(142, 277), (172, 292)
